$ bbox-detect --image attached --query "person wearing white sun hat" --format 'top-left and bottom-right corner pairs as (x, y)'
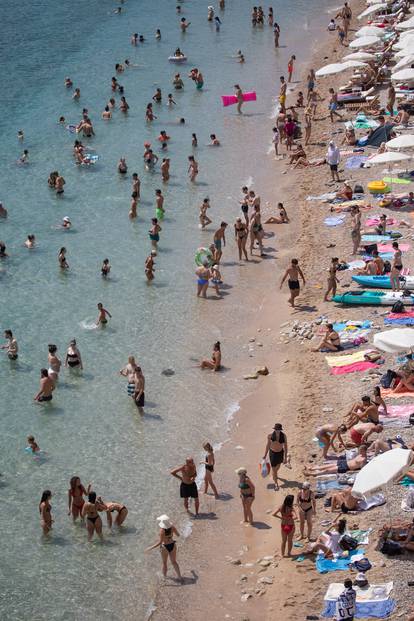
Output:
(145, 514), (182, 581)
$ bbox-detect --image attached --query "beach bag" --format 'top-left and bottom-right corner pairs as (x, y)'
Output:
(354, 183), (364, 194)
(339, 534), (358, 551)
(363, 243), (378, 255)
(391, 300), (404, 314)
(380, 539), (402, 555)
(260, 459), (270, 478)
(380, 369), (397, 388)
(354, 557), (372, 573)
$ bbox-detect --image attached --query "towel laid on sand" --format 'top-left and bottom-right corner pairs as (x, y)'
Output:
(346, 155), (368, 169)
(316, 549), (365, 574)
(380, 404), (414, 418)
(322, 600), (396, 618)
(382, 388), (414, 399)
(306, 192), (337, 201)
(399, 476), (414, 486)
(348, 528), (372, 545)
(324, 581), (393, 602)
(325, 216), (346, 226)
(365, 217), (397, 226)
(377, 243), (410, 252)
(357, 493), (386, 511)
(385, 310), (414, 326)
(330, 361), (379, 375)
(325, 350), (375, 368)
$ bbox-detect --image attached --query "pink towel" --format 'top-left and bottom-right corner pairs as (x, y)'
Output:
(330, 361), (379, 375)
(380, 404), (414, 417)
(377, 243), (410, 252)
(365, 217), (397, 226)
(382, 388), (414, 399)
(386, 310), (414, 319)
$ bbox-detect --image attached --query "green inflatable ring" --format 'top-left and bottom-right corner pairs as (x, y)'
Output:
(195, 247), (213, 266)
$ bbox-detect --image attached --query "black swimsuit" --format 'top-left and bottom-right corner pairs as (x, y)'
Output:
(163, 527), (175, 552)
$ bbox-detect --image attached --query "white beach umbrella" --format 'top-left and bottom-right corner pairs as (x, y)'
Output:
(386, 134), (414, 149)
(355, 26), (385, 37)
(399, 28), (414, 38)
(349, 35), (381, 48)
(395, 46), (414, 57)
(343, 51), (377, 61)
(368, 151), (411, 164)
(397, 17), (414, 30)
(352, 449), (413, 498)
(393, 55), (414, 70)
(374, 328), (414, 352)
(394, 36), (414, 50)
(391, 67), (414, 80)
(315, 63), (347, 77)
(358, 3), (387, 19)
(341, 60), (368, 68)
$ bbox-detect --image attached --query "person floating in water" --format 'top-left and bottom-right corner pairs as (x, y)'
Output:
(96, 302), (112, 326)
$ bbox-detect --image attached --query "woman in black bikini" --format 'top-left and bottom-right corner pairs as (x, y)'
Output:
(81, 492), (106, 541)
(65, 339), (83, 370)
(101, 500), (128, 528)
(202, 442), (219, 498)
(236, 467), (255, 524)
(297, 482), (315, 540)
(39, 490), (53, 536)
(234, 217), (249, 261)
(263, 423), (288, 490)
(146, 515), (182, 581)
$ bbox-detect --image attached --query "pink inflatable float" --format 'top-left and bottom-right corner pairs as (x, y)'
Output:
(221, 91), (257, 107)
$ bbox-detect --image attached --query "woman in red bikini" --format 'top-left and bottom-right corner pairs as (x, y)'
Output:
(273, 494), (297, 557)
(68, 476), (91, 522)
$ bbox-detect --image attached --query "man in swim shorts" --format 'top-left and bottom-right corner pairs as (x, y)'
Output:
(34, 368), (55, 403)
(280, 258), (305, 307)
(304, 446), (367, 477)
(348, 422), (383, 447)
(1, 329), (18, 360)
(213, 222), (227, 263)
(171, 457), (200, 515)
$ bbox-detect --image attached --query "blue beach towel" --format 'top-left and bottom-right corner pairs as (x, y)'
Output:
(316, 478), (346, 492)
(322, 599), (396, 618)
(345, 155), (368, 169)
(316, 549), (364, 574)
(385, 317), (414, 326)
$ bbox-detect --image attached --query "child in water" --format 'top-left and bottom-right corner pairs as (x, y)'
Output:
(96, 303), (112, 326)
(101, 259), (111, 278)
(27, 435), (40, 453)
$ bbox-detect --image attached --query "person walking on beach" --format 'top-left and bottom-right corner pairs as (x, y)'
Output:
(234, 217), (249, 260)
(350, 205), (361, 256)
(234, 84), (243, 114)
(297, 482), (315, 540)
(273, 494), (297, 557)
(328, 88), (342, 123)
(145, 515), (183, 582)
(279, 76), (287, 112)
(39, 490), (53, 536)
(202, 442), (219, 498)
(171, 458), (200, 515)
(304, 106), (312, 146)
(236, 467), (255, 524)
(287, 55), (296, 83)
(326, 141), (340, 182)
(280, 258), (305, 307)
(391, 241), (403, 292)
(324, 257), (340, 301)
(1, 330), (18, 360)
(263, 423), (288, 490)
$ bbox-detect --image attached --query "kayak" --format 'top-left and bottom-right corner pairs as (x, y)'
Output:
(332, 290), (414, 305)
(352, 275), (414, 289)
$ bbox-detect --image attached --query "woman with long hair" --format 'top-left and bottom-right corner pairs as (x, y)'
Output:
(202, 442), (219, 498)
(273, 494), (297, 556)
(39, 490), (53, 535)
(68, 477), (91, 522)
(236, 467), (255, 524)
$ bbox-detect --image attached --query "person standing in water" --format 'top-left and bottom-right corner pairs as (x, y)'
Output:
(96, 302), (112, 326)
(1, 330), (18, 360)
(287, 55), (296, 83)
(171, 458), (200, 515)
(65, 339), (83, 370)
(161, 158), (170, 182)
(199, 198), (212, 229)
(280, 258), (305, 307)
(145, 251), (156, 281)
(102, 500), (129, 528)
(119, 355), (138, 396)
(202, 442), (219, 498)
(68, 477), (91, 523)
(82, 492), (106, 542)
(234, 84), (243, 114)
(39, 490), (53, 535)
(213, 222), (227, 262)
(155, 189), (165, 220)
(133, 366), (145, 411)
(188, 156), (198, 182)
(47, 344), (61, 381)
(149, 217), (162, 253)
(34, 368), (55, 402)
(145, 515), (183, 582)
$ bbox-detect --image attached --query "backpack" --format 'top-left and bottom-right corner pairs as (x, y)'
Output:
(380, 369), (397, 389)
(380, 539), (402, 556)
(391, 300), (405, 313)
(354, 184), (364, 194)
(339, 534), (358, 551)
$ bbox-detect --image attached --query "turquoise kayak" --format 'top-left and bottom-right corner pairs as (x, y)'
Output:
(352, 275), (414, 289)
(332, 290), (414, 305)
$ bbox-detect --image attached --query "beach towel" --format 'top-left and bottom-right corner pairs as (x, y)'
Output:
(399, 476), (414, 486)
(381, 404), (414, 418)
(322, 600), (396, 618)
(346, 155), (368, 169)
(385, 310), (414, 326)
(325, 350), (374, 368)
(357, 493), (386, 511)
(306, 192), (337, 201)
(377, 243), (410, 252)
(324, 216), (346, 226)
(382, 387), (414, 399)
(332, 320), (372, 332)
(330, 361), (379, 375)
(345, 260), (366, 271)
(365, 217), (398, 226)
(324, 581), (393, 602)
(316, 477), (348, 492)
(383, 176), (411, 185)
(316, 549), (365, 574)
(348, 529), (372, 545)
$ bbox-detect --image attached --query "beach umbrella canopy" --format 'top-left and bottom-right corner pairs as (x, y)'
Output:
(368, 151), (411, 164)
(395, 46), (414, 57)
(358, 3), (387, 18)
(397, 17), (414, 30)
(355, 25), (385, 37)
(352, 449), (413, 498)
(374, 327), (414, 352)
(343, 51), (376, 61)
(391, 67), (414, 80)
(393, 55), (414, 70)
(386, 134), (414, 149)
(349, 35), (381, 48)
(394, 36), (414, 50)
(399, 28), (414, 37)
(342, 60), (368, 68)
(315, 63), (347, 77)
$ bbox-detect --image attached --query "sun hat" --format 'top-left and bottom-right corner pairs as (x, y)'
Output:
(235, 467), (247, 475)
(157, 514), (172, 529)
(63, 216), (71, 222)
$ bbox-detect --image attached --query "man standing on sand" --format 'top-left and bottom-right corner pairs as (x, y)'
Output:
(336, 2), (352, 39)
(328, 88), (342, 123)
(335, 579), (356, 621)
(279, 76), (287, 112)
(213, 222), (227, 262)
(326, 140), (340, 182)
(280, 258), (305, 307)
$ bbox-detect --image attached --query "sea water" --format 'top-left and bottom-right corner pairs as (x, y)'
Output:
(0, 0), (331, 618)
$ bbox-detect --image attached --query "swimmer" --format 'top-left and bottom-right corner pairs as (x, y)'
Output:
(48, 344), (61, 381)
(1, 330), (18, 360)
(55, 173), (65, 195)
(101, 258), (111, 278)
(65, 339), (83, 370)
(188, 155), (198, 182)
(129, 192), (138, 218)
(24, 234), (36, 249)
(61, 216), (71, 229)
(65, 77), (73, 88)
(34, 368), (55, 403)
(108, 97), (116, 109)
(239, 54), (245, 63)
(39, 490), (53, 535)
(234, 84), (243, 114)
(208, 5), (214, 20)
(199, 198), (212, 229)
(155, 189), (165, 219)
(145, 251), (156, 281)
(201, 341), (221, 371)
(209, 134), (220, 146)
(96, 302), (112, 326)
(73, 88), (80, 100)
(102, 105), (112, 119)
(179, 117), (185, 124)
(149, 218), (162, 252)
(58, 247), (69, 269)
(115, 63), (124, 73)
(68, 477), (91, 523)
(153, 88), (162, 103)
(167, 94), (176, 106)
(131, 33), (138, 45)
(59, 116), (66, 124)
(27, 435), (40, 453)
(146, 103), (157, 122)
(118, 157), (128, 174)
(0, 202), (7, 218)
(132, 172), (141, 198)
(18, 130), (24, 141)
(158, 130), (170, 142)
(155, 29), (161, 39)
(192, 133), (198, 147)
(133, 366), (145, 410)
(0, 241), (8, 258)
(173, 73), (184, 90)
(19, 149), (29, 164)
(161, 158), (170, 182)
(102, 500), (128, 527)
(180, 17), (191, 31)
(144, 149), (159, 170)
(82, 492), (106, 542)
(120, 96), (129, 113)
(214, 16), (222, 30)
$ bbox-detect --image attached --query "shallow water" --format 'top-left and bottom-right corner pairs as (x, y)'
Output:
(0, 0), (331, 618)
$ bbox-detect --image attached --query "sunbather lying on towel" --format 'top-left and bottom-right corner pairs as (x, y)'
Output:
(304, 446), (367, 477)
(328, 486), (359, 514)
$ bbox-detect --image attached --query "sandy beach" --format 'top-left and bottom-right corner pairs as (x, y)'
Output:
(152, 0), (414, 618)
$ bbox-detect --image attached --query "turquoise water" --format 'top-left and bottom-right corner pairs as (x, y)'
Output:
(0, 1), (331, 619)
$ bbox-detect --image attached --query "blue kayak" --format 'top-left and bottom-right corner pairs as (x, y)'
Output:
(332, 290), (414, 305)
(351, 275), (414, 289)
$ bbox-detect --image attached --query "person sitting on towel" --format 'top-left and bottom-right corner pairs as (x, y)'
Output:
(311, 324), (341, 352)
